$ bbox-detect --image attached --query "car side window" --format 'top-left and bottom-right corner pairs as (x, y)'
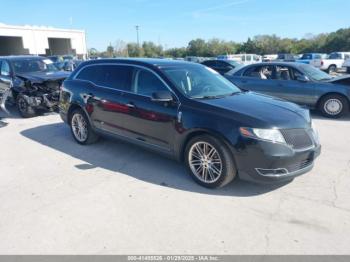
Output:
(289, 68), (304, 81)
(275, 66), (291, 81)
(133, 69), (168, 96)
(1, 61), (11, 76)
(243, 66), (273, 80)
(76, 65), (133, 91)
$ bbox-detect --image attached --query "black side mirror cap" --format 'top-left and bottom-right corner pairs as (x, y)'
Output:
(151, 90), (174, 102)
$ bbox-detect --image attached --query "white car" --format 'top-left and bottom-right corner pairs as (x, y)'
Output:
(217, 54), (261, 65)
(311, 52), (350, 73)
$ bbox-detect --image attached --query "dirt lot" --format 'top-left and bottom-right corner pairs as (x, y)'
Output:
(0, 108), (349, 255)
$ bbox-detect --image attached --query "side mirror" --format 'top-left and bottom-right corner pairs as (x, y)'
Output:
(296, 75), (309, 82)
(151, 90), (174, 102)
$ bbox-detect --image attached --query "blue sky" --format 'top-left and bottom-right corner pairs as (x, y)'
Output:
(1, 0), (349, 51)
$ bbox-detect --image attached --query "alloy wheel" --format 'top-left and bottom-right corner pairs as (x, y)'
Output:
(71, 113), (88, 142)
(188, 142), (223, 184)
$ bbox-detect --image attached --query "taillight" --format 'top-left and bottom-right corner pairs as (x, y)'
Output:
(321, 60), (324, 66)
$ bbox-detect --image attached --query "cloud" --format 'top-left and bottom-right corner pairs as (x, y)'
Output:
(191, 0), (250, 18)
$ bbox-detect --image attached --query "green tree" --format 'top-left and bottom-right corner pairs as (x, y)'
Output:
(127, 43), (144, 57)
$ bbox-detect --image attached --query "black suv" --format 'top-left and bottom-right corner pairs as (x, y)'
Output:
(59, 59), (321, 188)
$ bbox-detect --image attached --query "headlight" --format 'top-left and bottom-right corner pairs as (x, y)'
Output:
(240, 127), (286, 144)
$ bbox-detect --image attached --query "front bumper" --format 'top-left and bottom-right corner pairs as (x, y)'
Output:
(234, 138), (321, 183)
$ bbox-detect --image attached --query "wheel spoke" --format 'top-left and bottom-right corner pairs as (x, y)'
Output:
(189, 141), (223, 184)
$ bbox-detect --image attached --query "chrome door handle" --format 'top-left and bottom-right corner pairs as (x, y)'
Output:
(126, 103), (135, 108)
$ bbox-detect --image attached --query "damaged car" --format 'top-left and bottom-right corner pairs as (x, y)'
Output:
(0, 56), (70, 117)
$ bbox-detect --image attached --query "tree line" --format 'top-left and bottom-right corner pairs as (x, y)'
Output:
(89, 27), (350, 58)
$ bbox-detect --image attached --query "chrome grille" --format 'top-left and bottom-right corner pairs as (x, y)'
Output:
(280, 129), (314, 150)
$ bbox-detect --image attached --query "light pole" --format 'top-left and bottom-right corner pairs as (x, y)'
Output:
(135, 25), (140, 47)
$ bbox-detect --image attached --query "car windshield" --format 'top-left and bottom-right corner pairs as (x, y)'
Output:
(162, 64), (241, 99)
(301, 54), (312, 60)
(300, 64), (332, 81)
(225, 60), (240, 67)
(224, 65), (245, 76)
(12, 58), (59, 74)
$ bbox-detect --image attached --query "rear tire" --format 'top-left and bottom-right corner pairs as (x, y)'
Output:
(318, 94), (349, 118)
(328, 65), (337, 74)
(16, 94), (36, 118)
(70, 108), (99, 145)
(347, 67), (350, 74)
(185, 135), (236, 188)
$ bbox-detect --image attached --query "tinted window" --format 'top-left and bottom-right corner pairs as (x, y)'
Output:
(243, 65), (274, 79)
(134, 69), (167, 96)
(76, 65), (133, 91)
(203, 61), (217, 67)
(1, 61), (10, 76)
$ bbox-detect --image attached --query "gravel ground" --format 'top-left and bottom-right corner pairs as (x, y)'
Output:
(0, 107), (349, 255)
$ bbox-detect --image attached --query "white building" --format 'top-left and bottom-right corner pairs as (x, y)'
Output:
(0, 23), (87, 58)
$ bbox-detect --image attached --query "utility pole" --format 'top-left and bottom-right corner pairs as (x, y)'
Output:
(135, 25), (140, 47)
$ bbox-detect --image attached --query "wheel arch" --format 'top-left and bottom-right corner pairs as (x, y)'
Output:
(67, 103), (92, 126)
(178, 129), (238, 165)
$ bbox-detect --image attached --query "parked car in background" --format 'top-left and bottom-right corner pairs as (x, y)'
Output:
(312, 52), (350, 73)
(217, 54), (261, 65)
(201, 59), (242, 75)
(0, 56), (70, 117)
(225, 62), (350, 118)
(342, 58), (350, 74)
(274, 53), (296, 62)
(262, 54), (278, 62)
(60, 58), (320, 188)
(297, 53), (327, 65)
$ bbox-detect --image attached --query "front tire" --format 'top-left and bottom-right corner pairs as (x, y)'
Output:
(319, 94), (349, 118)
(185, 135), (236, 188)
(16, 94), (36, 118)
(70, 108), (99, 145)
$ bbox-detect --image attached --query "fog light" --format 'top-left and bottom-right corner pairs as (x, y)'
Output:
(256, 168), (288, 177)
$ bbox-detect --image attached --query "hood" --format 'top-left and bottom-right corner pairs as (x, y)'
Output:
(325, 75), (350, 84)
(15, 71), (71, 83)
(195, 92), (311, 129)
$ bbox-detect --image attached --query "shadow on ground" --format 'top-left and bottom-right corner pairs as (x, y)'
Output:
(21, 123), (291, 197)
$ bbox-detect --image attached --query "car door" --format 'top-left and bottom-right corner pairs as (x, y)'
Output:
(74, 64), (136, 138)
(0, 60), (13, 110)
(121, 67), (179, 151)
(232, 65), (277, 95)
(0, 60), (12, 94)
(272, 65), (315, 106)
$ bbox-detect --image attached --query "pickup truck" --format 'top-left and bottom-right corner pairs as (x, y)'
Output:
(311, 52), (350, 73)
(342, 59), (350, 74)
(296, 53), (327, 65)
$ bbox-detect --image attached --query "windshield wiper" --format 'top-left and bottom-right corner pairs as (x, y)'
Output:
(193, 92), (240, 100)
